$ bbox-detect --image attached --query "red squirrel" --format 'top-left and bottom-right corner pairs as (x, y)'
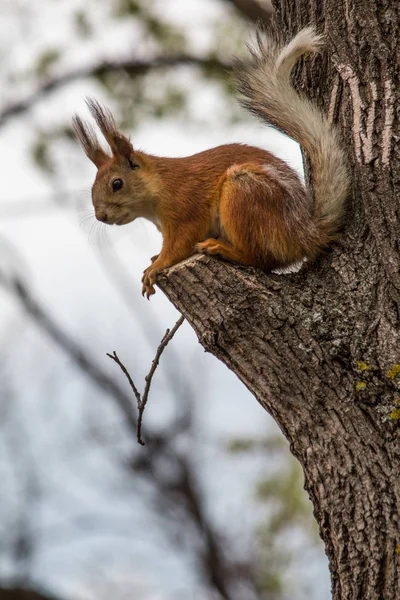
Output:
(73, 27), (349, 298)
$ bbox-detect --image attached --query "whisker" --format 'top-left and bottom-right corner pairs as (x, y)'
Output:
(80, 214), (96, 228)
(78, 189), (91, 198)
(92, 222), (100, 248)
(95, 221), (108, 251)
(102, 224), (113, 249)
(80, 215), (95, 224)
(95, 222), (103, 248)
(99, 223), (107, 247)
(95, 221), (103, 248)
(96, 221), (107, 249)
(97, 223), (108, 253)
(88, 220), (98, 247)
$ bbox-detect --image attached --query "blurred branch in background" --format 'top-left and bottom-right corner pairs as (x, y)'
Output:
(0, 271), (263, 600)
(0, 56), (231, 129)
(1, 413), (42, 593)
(0, 0), (274, 129)
(0, 589), (61, 600)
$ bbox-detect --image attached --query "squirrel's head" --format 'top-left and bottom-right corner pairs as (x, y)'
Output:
(73, 98), (154, 226)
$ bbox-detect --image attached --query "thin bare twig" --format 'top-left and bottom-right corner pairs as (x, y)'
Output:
(107, 316), (185, 445)
(106, 351), (142, 409)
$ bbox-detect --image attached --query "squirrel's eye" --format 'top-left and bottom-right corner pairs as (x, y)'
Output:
(112, 178), (124, 192)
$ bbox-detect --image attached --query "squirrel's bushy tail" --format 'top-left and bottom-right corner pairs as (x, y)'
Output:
(234, 26), (349, 249)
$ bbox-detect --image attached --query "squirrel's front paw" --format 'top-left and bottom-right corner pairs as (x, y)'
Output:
(141, 265), (158, 299)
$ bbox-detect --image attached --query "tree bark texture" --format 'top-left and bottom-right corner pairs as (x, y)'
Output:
(157, 1), (400, 598)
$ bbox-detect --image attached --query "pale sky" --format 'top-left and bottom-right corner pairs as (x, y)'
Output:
(0, 2), (329, 599)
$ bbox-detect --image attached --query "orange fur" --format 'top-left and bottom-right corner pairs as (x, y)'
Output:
(73, 27), (349, 298)
(75, 126), (310, 297)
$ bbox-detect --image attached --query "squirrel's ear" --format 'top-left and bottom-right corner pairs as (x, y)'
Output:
(85, 97), (136, 167)
(111, 133), (137, 169)
(72, 115), (110, 168)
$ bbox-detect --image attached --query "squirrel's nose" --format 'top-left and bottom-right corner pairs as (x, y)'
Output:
(96, 210), (108, 223)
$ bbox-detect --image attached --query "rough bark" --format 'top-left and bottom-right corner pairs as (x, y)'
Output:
(222, 0), (274, 24)
(157, 0), (400, 598)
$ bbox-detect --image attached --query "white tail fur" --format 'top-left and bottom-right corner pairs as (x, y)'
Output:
(234, 26), (350, 245)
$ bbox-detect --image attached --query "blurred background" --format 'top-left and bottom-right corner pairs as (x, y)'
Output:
(0, 1), (330, 599)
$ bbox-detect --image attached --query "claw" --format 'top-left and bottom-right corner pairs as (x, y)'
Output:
(142, 282), (155, 299)
(142, 261), (159, 299)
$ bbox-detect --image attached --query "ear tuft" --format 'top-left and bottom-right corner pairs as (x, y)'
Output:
(72, 114), (110, 168)
(85, 97), (117, 140)
(85, 97), (135, 164)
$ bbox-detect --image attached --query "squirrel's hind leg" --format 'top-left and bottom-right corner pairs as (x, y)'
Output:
(195, 238), (252, 264)
(213, 163), (287, 271)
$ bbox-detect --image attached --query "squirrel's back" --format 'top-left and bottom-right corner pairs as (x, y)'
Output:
(151, 142), (295, 201)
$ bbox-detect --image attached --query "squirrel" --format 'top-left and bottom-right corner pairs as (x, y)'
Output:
(73, 26), (349, 299)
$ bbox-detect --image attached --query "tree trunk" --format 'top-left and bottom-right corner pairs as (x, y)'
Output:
(158, 0), (400, 598)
